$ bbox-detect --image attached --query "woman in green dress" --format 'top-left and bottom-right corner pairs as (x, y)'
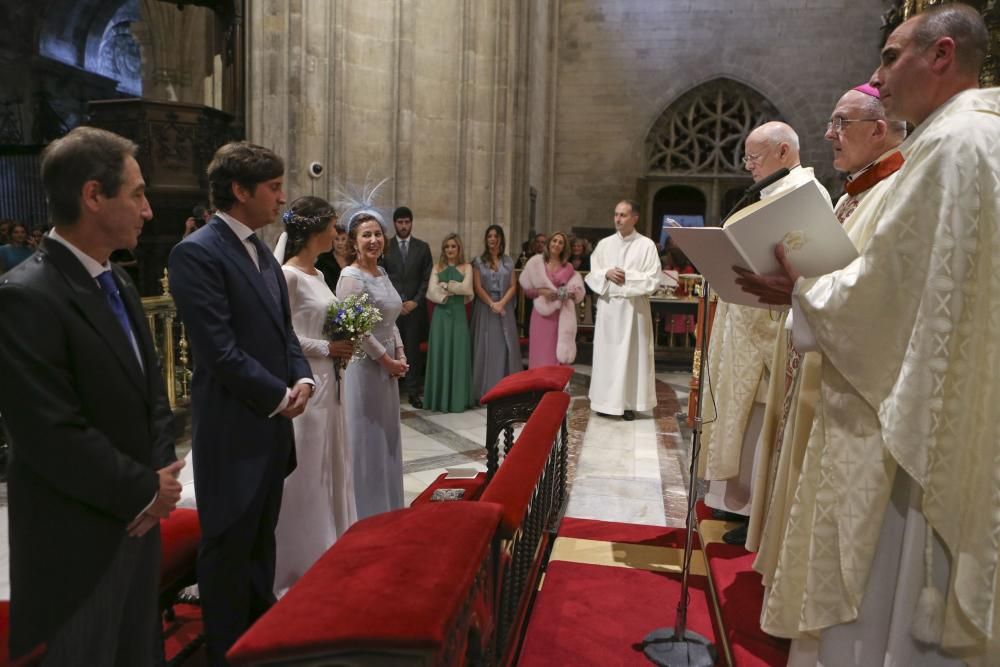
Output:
(423, 233), (475, 412)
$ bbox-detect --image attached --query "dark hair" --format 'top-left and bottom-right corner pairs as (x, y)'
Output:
(41, 126), (137, 226)
(207, 141), (284, 212)
(619, 199), (641, 215)
(392, 206), (413, 222)
(913, 3), (988, 75)
(347, 213), (384, 255)
(480, 224), (507, 266)
(282, 196), (337, 263)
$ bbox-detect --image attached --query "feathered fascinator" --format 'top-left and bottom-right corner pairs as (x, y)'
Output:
(331, 175), (392, 235)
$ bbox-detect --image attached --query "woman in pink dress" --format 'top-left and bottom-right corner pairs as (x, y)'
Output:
(518, 231), (585, 368)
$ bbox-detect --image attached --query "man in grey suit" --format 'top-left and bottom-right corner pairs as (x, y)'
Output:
(0, 126), (183, 665)
(383, 206), (432, 408)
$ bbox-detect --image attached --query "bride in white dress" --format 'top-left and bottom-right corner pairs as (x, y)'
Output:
(271, 196), (358, 597)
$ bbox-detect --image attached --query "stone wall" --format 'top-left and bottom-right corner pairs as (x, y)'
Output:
(551, 0), (889, 234)
(247, 0), (557, 254)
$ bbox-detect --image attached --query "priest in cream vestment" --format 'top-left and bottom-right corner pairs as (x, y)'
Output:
(701, 122), (823, 525)
(586, 200), (661, 418)
(738, 6), (1000, 664)
(746, 85), (907, 574)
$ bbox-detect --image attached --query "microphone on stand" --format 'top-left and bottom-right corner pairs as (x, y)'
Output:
(640, 170), (792, 667)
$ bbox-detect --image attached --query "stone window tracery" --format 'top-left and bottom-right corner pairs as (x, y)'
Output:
(646, 80), (781, 176)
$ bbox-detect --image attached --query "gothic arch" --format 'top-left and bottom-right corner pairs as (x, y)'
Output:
(640, 78), (783, 229)
(645, 78), (782, 176)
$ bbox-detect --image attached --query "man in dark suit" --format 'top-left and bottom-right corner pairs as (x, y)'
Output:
(382, 206), (432, 407)
(168, 142), (313, 665)
(0, 126), (182, 664)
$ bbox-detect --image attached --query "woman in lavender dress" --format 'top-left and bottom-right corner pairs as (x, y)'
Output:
(336, 212), (408, 520)
(470, 224), (522, 402)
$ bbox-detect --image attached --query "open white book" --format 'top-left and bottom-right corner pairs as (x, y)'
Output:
(668, 179), (857, 308)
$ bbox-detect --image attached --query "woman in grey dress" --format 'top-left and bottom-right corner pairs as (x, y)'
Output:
(336, 213), (409, 520)
(471, 224), (523, 402)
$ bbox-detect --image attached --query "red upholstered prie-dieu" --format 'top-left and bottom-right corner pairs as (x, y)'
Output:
(480, 391), (570, 537)
(0, 601), (46, 667)
(158, 508), (200, 593)
(226, 502), (503, 666)
(479, 365), (573, 404)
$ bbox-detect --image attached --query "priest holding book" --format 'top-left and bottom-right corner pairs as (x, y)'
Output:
(738, 5), (1000, 662)
(699, 121), (824, 545)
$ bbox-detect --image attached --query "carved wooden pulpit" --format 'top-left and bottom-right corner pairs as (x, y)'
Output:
(86, 99), (236, 295)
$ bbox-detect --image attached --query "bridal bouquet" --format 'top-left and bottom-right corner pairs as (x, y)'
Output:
(323, 292), (383, 364)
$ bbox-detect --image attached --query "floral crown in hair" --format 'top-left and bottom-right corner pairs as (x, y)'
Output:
(281, 209), (327, 231)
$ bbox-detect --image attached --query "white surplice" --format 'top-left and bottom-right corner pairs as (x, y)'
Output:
(764, 88), (1000, 664)
(585, 230), (661, 415)
(701, 166), (824, 514)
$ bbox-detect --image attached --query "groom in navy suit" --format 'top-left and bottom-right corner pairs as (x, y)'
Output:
(169, 142), (313, 665)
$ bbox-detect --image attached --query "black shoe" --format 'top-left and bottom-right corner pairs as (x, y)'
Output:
(409, 395), (423, 409)
(722, 522), (748, 546)
(622, 410), (635, 421)
(595, 411), (616, 419)
(711, 508), (746, 522)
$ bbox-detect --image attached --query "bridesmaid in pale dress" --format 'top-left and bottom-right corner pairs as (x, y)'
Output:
(272, 196), (357, 597)
(470, 224), (522, 401)
(336, 211), (408, 520)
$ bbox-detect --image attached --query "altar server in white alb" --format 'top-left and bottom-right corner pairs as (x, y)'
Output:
(739, 5), (1000, 663)
(585, 199), (661, 421)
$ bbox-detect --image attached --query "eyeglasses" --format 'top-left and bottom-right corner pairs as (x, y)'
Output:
(826, 117), (880, 134)
(741, 148), (770, 167)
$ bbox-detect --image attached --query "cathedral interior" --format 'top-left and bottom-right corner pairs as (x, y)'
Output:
(1, 1), (999, 666)
(4, 0), (995, 295)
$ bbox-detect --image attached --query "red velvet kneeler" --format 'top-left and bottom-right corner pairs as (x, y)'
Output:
(227, 502), (503, 666)
(158, 508), (200, 607)
(0, 602), (45, 667)
(479, 365), (573, 405)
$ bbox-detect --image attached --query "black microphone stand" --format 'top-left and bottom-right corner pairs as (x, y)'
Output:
(641, 185), (761, 667)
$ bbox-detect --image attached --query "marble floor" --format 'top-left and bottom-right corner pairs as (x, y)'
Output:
(0, 364), (695, 601)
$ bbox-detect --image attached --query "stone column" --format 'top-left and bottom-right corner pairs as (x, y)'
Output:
(245, 0), (550, 253)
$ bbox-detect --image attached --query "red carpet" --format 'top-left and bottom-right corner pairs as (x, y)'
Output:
(703, 543), (789, 667)
(517, 560), (716, 666)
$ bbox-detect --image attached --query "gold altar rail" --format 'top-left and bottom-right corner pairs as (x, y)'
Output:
(140, 270), (192, 411)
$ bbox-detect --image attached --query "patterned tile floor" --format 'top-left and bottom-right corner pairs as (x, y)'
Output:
(0, 365), (695, 600)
